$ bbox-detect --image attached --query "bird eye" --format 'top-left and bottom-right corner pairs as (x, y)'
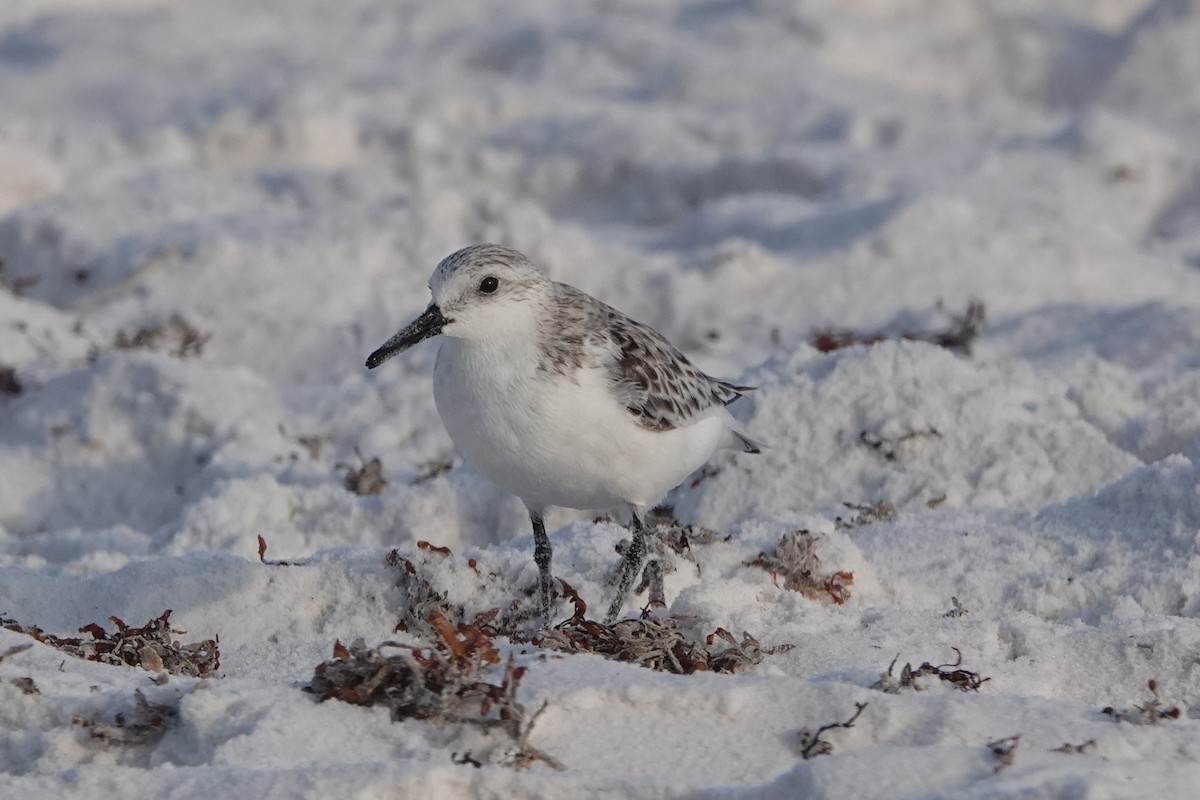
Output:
(479, 276), (499, 294)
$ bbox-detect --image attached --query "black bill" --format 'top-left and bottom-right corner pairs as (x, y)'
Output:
(365, 304), (446, 369)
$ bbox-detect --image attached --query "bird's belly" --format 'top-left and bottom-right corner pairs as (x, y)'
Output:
(433, 351), (724, 512)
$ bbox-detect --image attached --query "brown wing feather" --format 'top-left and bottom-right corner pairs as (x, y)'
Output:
(540, 284), (750, 432)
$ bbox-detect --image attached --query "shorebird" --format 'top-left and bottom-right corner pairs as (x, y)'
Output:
(366, 245), (760, 626)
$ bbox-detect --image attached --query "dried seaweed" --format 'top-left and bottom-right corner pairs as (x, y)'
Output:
(499, 700), (563, 771)
(943, 597), (968, 618)
(796, 702), (868, 759)
(810, 329), (888, 353)
(534, 615), (706, 673)
(0, 366), (22, 397)
(609, 520), (712, 583)
(257, 534), (302, 566)
(0, 642), (31, 663)
(417, 540), (453, 557)
(309, 624), (496, 722)
(987, 734), (1020, 772)
(114, 314), (210, 359)
(384, 553), (787, 676)
(527, 582), (790, 675)
(811, 300), (985, 356)
(655, 519), (724, 549)
(0, 610), (219, 677)
(0, 642), (39, 694)
(73, 689), (178, 746)
(9, 676), (39, 695)
(649, 519), (726, 576)
(339, 452), (388, 495)
(10, 274), (40, 296)
(744, 530), (854, 605)
(859, 428), (942, 462)
(297, 434), (327, 460)
(307, 619), (561, 770)
(922, 300), (986, 354)
(598, 513), (728, 581)
(873, 648), (988, 693)
(834, 501), (897, 530)
(387, 547), (541, 641)
(705, 627), (791, 674)
(1102, 680), (1181, 724)
(387, 549), (462, 637)
(412, 457), (454, 485)
(688, 463), (722, 489)
(276, 424), (329, 462)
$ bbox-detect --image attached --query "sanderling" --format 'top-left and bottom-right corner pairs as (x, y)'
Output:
(366, 244), (761, 626)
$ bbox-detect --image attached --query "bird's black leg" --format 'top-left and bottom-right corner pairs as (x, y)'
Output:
(530, 509), (553, 629)
(605, 507), (648, 624)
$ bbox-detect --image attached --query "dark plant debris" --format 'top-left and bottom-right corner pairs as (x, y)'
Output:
(388, 549), (465, 637)
(0, 610), (219, 678)
(276, 424), (328, 461)
(413, 456), (454, 485)
(73, 689), (179, 746)
(417, 540), (453, 557)
(384, 550), (789, 676)
(704, 627), (792, 674)
(641, 515), (728, 576)
(308, 616), (499, 721)
(308, 622), (562, 770)
(0, 366), (22, 397)
(526, 579), (791, 674)
(873, 648), (989, 693)
(796, 702), (868, 759)
(114, 314), (211, 359)
(811, 299), (985, 356)
(387, 546), (522, 638)
(0, 642), (32, 663)
(0, 642), (39, 694)
(943, 597), (968, 618)
(744, 529), (854, 605)
(1102, 679), (1181, 724)
(499, 700), (562, 770)
(1053, 739), (1096, 755)
(653, 519), (726, 550)
(297, 434), (327, 460)
(10, 676), (39, 695)
(987, 735), (1021, 772)
(835, 500), (896, 530)
(689, 463), (722, 489)
(257, 535), (302, 566)
(859, 428), (942, 461)
(10, 274), (40, 296)
(339, 451), (388, 496)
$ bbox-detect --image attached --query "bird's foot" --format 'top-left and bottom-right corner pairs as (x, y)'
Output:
(604, 534), (647, 624)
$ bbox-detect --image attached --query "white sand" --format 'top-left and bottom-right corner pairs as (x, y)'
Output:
(2, 1), (1199, 797)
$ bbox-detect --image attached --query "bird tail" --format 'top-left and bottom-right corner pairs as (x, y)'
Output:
(716, 380), (755, 406)
(725, 425), (765, 454)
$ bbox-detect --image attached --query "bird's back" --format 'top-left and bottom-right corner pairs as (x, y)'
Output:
(545, 283), (755, 438)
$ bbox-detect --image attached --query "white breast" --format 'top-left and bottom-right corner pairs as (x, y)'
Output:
(433, 337), (728, 513)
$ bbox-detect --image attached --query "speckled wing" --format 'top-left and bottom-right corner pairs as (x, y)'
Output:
(606, 312), (753, 432)
(547, 285), (751, 434)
